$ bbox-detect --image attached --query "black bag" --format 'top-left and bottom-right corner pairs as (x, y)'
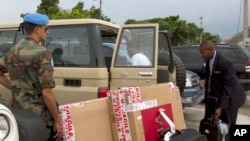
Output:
(199, 94), (229, 141)
(160, 128), (207, 141)
(159, 108), (207, 141)
(199, 116), (229, 141)
(11, 108), (49, 141)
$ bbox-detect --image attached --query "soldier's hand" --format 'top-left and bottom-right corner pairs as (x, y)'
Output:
(54, 121), (63, 141)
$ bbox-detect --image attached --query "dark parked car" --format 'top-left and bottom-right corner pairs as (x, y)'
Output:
(182, 70), (204, 107)
(172, 44), (250, 90)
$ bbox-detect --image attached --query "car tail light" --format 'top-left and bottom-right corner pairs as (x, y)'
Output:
(245, 59), (250, 72)
(98, 87), (109, 98)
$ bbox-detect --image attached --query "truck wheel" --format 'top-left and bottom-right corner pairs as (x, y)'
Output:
(173, 53), (186, 95)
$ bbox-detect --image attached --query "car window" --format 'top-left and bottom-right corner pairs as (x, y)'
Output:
(234, 48), (248, 63)
(216, 48), (236, 63)
(102, 42), (130, 66)
(158, 33), (172, 66)
(45, 25), (92, 67)
(0, 30), (16, 55)
(184, 48), (203, 64)
(171, 47), (186, 60)
(115, 27), (155, 67)
(103, 44), (114, 57)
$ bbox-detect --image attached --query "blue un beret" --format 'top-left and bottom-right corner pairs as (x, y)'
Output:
(23, 13), (49, 25)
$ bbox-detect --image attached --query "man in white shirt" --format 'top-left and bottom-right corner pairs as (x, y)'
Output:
(127, 40), (151, 66)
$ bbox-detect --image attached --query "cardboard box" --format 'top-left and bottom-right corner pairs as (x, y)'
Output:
(59, 101), (85, 141)
(139, 83), (186, 130)
(108, 83), (186, 141)
(107, 88), (137, 141)
(108, 87), (157, 141)
(59, 98), (113, 141)
(140, 103), (173, 141)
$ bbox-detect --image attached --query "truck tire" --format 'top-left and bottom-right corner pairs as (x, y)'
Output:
(173, 53), (186, 95)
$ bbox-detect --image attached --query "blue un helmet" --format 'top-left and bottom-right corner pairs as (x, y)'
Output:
(23, 13), (49, 25)
(18, 13), (49, 34)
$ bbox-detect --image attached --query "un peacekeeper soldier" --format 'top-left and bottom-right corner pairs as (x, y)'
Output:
(0, 13), (62, 141)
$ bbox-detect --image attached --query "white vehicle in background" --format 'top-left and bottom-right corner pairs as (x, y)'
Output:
(0, 101), (49, 141)
(0, 103), (19, 141)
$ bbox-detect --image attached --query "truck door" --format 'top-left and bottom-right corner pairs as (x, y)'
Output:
(110, 24), (159, 89)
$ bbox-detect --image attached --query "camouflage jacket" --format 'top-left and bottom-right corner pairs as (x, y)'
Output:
(0, 38), (55, 126)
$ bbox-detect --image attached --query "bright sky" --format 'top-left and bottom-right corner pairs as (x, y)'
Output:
(0, 0), (248, 40)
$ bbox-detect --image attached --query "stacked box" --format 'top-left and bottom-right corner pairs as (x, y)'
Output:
(58, 83), (186, 141)
(107, 87), (150, 141)
(59, 101), (84, 141)
(59, 98), (113, 141)
(108, 82), (186, 141)
(139, 83), (186, 130)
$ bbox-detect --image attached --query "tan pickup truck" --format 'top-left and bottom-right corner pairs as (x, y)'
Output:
(0, 19), (187, 105)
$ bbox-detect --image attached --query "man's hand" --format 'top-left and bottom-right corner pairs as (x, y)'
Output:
(199, 80), (205, 89)
(215, 107), (222, 118)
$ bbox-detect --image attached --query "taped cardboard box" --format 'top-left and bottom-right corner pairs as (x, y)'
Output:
(139, 83), (186, 130)
(59, 101), (84, 141)
(124, 85), (185, 141)
(107, 87), (141, 141)
(140, 103), (173, 141)
(108, 82), (186, 141)
(122, 100), (174, 141)
(59, 98), (113, 141)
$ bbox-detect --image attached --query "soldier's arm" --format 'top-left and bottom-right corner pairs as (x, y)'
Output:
(42, 88), (60, 121)
(39, 50), (62, 139)
(0, 73), (11, 89)
(0, 55), (11, 89)
(42, 88), (62, 139)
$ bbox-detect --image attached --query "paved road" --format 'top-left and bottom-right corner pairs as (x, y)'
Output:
(183, 102), (250, 130)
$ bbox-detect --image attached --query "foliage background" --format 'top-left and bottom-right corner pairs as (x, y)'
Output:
(26, 0), (221, 46)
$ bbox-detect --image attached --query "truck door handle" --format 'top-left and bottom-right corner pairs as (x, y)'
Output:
(139, 72), (153, 76)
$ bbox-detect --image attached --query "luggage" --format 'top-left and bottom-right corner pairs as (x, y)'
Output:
(160, 128), (208, 141)
(159, 108), (207, 141)
(199, 116), (229, 141)
(11, 108), (49, 141)
(199, 94), (229, 141)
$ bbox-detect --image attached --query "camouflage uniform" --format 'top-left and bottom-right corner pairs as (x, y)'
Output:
(2, 38), (55, 127)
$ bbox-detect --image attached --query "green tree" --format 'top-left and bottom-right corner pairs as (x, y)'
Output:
(125, 19), (139, 24)
(186, 23), (203, 44)
(37, 0), (60, 19)
(70, 2), (90, 18)
(88, 6), (111, 21)
(124, 16), (220, 46)
(164, 16), (189, 46)
(36, 1), (110, 21)
(202, 32), (221, 43)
